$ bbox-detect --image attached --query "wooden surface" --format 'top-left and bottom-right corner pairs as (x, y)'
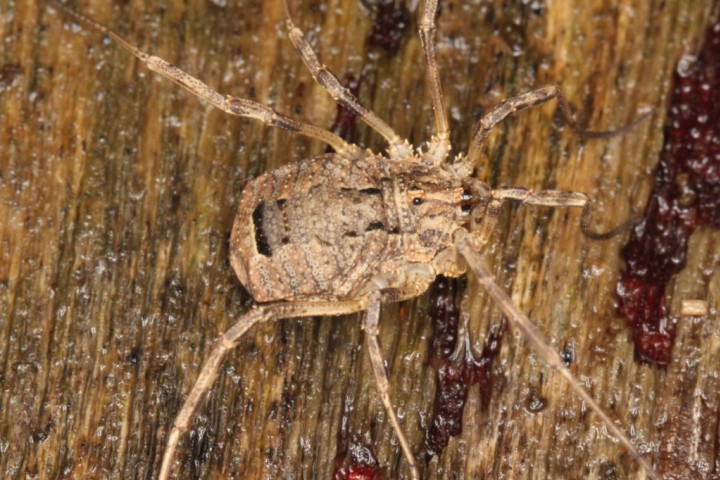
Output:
(1, 0), (719, 479)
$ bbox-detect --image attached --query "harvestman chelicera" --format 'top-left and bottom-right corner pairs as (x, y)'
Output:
(48, 1), (657, 479)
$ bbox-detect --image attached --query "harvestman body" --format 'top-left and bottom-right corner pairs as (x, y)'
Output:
(49, 1), (658, 479)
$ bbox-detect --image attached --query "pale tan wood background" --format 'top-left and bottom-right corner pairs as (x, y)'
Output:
(1, 0), (719, 479)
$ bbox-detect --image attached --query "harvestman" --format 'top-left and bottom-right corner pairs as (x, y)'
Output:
(49, 0), (657, 478)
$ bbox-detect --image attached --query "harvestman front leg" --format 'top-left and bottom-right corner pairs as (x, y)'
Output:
(363, 291), (419, 480)
(456, 85), (651, 177)
(453, 231), (659, 480)
(466, 186), (638, 250)
(496, 187), (638, 238)
(158, 300), (368, 480)
(418, 0), (450, 161)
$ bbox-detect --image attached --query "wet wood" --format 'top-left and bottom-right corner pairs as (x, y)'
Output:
(1, 0), (718, 478)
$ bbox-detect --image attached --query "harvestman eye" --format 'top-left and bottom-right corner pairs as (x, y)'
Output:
(47, 1), (657, 479)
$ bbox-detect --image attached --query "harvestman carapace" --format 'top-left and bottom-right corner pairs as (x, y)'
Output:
(48, 0), (657, 478)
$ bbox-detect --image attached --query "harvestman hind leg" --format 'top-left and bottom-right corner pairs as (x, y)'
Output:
(456, 85), (651, 177)
(48, 0), (361, 158)
(158, 300), (368, 480)
(363, 291), (419, 480)
(283, 0), (454, 163)
(454, 230), (659, 480)
(282, 0), (411, 159)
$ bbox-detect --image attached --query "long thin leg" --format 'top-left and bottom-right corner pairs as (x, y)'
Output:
(283, 1), (411, 160)
(465, 185), (635, 252)
(363, 291), (419, 480)
(492, 186), (639, 239)
(458, 85), (651, 176)
(48, 1), (360, 158)
(158, 299), (367, 480)
(453, 230), (659, 480)
(418, 0), (450, 162)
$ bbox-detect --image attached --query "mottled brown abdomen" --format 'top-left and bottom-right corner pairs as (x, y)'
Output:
(230, 153), (404, 302)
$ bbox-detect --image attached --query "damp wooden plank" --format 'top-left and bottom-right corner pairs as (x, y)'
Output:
(1, 1), (718, 479)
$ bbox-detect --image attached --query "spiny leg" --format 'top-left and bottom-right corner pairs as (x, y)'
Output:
(363, 291), (419, 480)
(418, 0), (450, 162)
(282, 0), (411, 159)
(453, 230), (659, 480)
(158, 299), (367, 480)
(48, 0), (360, 158)
(457, 85), (651, 176)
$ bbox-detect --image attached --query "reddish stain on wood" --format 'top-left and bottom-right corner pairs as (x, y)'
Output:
(617, 22), (720, 364)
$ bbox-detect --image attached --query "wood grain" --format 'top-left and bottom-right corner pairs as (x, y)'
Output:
(1, 0), (718, 478)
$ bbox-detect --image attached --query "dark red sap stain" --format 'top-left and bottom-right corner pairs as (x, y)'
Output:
(328, 73), (362, 148)
(617, 22), (720, 365)
(333, 456), (381, 480)
(424, 275), (506, 457)
(332, 392), (382, 480)
(333, 439), (381, 480)
(365, 1), (411, 55)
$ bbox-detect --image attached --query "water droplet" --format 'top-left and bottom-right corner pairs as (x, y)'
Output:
(677, 53), (697, 77)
